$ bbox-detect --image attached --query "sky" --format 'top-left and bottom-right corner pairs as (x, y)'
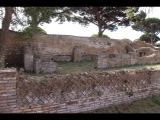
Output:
(0, 7), (160, 41)
(39, 7), (160, 41)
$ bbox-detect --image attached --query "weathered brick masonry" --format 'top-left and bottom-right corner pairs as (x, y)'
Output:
(0, 68), (17, 113)
(0, 30), (154, 67)
(1, 68), (160, 113)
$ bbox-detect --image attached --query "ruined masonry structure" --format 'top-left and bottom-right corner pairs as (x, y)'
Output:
(1, 68), (160, 113)
(95, 47), (160, 68)
(23, 43), (58, 74)
(3, 30), (160, 69)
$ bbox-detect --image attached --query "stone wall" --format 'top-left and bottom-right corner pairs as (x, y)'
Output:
(23, 43), (58, 73)
(0, 30), (150, 67)
(1, 68), (160, 113)
(95, 47), (160, 68)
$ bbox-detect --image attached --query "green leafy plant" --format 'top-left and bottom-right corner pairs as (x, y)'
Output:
(126, 91), (134, 97)
(23, 26), (47, 34)
(97, 91), (103, 96)
(91, 34), (110, 38)
(18, 26), (47, 40)
(122, 38), (131, 41)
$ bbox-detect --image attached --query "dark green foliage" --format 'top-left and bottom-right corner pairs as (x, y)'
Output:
(139, 33), (160, 44)
(132, 17), (160, 44)
(132, 18), (160, 35)
(23, 26), (47, 34)
(71, 7), (145, 37)
(23, 7), (72, 33)
(125, 7), (146, 23)
(91, 34), (110, 38)
(18, 26), (47, 40)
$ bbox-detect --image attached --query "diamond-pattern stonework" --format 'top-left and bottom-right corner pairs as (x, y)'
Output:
(16, 69), (159, 107)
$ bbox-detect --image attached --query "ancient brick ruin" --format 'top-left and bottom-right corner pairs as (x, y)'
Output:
(2, 30), (160, 72)
(1, 30), (160, 113)
(23, 43), (58, 74)
(94, 47), (160, 68)
(1, 68), (160, 113)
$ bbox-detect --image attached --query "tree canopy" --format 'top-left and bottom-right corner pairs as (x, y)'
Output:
(132, 17), (160, 34)
(71, 7), (146, 37)
(132, 17), (160, 44)
(22, 7), (72, 33)
(139, 33), (160, 44)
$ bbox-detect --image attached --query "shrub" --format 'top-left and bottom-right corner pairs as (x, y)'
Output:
(23, 26), (47, 34)
(139, 33), (160, 44)
(122, 38), (131, 41)
(19, 26), (47, 40)
(91, 34), (110, 38)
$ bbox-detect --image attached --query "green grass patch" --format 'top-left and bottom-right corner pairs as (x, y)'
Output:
(56, 60), (94, 75)
(83, 94), (160, 113)
(55, 60), (160, 75)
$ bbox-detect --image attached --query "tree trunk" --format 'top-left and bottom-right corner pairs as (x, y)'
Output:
(31, 24), (38, 34)
(98, 25), (103, 37)
(98, 28), (103, 37)
(0, 7), (13, 68)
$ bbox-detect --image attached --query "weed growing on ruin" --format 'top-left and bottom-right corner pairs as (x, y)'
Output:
(97, 91), (103, 96)
(126, 91), (134, 97)
(38, 76), (46, 84)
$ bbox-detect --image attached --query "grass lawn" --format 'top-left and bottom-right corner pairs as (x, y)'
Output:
(55, 60), (160, 75)
(83, 94), (160, 113)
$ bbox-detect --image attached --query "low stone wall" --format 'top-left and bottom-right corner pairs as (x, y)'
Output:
(95, 47), (160, 68)
(1, 68), (160, 113)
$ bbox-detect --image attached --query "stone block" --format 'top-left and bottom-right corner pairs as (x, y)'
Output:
(41, 62), (58, 73)
(34, 59), (42, 74)
(94, 53), (108, 68)
(24, 54), (34, 71)
(73, 46), (83, 62)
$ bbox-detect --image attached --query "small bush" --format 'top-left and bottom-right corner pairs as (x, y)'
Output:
(122, 38), (131, 41)
(23, 26), (47, 34)
(91, 34), (110, 38)
(19, 26), (47, 40)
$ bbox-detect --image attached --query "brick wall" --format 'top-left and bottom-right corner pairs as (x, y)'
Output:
(95, 48), (160, 69)
(0, 30), (143, 67)
(0, 68), (17, 113)
(1, 68), (160, 113)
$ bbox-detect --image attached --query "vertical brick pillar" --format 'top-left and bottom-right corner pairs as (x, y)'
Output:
(0, 68), (17, 113)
